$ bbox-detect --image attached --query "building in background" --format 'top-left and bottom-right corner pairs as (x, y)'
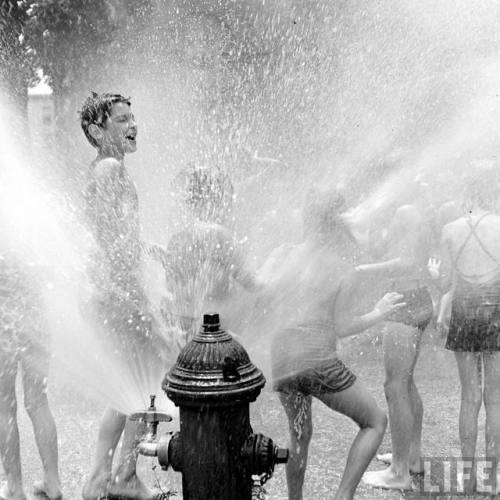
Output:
(28, 77), (54, 153)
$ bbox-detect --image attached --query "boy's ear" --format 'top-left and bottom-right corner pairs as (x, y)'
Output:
(88, 123), (104, 144)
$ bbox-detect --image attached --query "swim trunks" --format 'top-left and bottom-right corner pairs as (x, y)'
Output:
(271, 323), (355, 396)
(388, 286), (433, 331)
(273, 357), (356, 396)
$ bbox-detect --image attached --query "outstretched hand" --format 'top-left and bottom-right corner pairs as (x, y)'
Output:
(427, 257), (441, 279)
(374, 292), (406, 319)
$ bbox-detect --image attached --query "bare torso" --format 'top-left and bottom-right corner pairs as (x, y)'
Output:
(262, 240), (354, 378)
(84, 157), (143, 302)
(263, 240), (353, 333)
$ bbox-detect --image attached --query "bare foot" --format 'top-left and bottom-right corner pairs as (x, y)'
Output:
(0, 483), (27, 500)
(33, 480), (63, 500)
(362, 468), (413, 490)
(82, 474), (110, 500)
(376, 452), (423, 474)
(108, 474), (161, 500)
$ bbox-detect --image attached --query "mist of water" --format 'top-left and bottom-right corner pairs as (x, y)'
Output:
(5, 0), (500, 394)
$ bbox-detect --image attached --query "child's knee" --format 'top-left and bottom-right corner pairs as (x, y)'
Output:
(461, 384), (482, 410)
(384, 370), (412, 394)
(372, 408), (388, 434)
(483, 385), (500, 407)
(359, 405), (387, 433)
(24, 382), (49, 415)
(24, 393), (48, 416)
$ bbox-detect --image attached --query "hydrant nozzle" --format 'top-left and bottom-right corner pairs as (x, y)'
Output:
(129, 394), (172, 442)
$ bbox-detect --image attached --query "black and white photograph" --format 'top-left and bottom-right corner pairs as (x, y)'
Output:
(1, 1), (500, 498)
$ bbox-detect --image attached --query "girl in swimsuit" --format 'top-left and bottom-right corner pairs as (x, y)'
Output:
(358, 204), (434, 490)
(440, 168), (500, 492)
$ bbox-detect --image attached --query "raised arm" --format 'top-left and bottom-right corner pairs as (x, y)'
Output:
(355, 258), (403, 276)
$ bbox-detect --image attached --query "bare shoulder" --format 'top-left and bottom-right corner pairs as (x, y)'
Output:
(93, 157), (122, 179)
(442, 217), (464, 237)
(487, 214), (500, 223)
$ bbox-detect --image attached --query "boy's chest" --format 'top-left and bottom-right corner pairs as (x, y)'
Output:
(119, 183), (139, 221)
(116, 171), (139, 217)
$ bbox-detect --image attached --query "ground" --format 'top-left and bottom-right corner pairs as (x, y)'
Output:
(1, 325), (491, 499)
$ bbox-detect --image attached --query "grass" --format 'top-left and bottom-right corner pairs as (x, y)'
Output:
(1, 324), (491, 499)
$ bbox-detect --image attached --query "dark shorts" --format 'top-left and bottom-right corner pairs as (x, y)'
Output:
(446, 291), (500, 352)
(273, 357), (357, 397)
(388, 286), (433, 331)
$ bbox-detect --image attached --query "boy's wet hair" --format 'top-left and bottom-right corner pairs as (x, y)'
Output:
(80, 92), (131, 148)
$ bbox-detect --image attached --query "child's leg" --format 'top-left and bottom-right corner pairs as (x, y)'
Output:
(364, 322), (422, 489)
(109, 418), (159, 500)
(278, 391), (313, 500)
(82, 408), (126, 500)
(21, 345), (62, 499)
(482, 352), (500, 459)
(0, 354), (26, 500)
(454, 351), (482, 494)
(317, 381), (387, 500)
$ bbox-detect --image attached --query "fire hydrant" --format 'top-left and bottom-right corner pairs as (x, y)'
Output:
(134, 312), (288, 500)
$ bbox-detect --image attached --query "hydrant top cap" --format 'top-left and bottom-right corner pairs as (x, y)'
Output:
(203, 312), (219, 325)
(202, 312), (220, 332)
(164, 312), (265, 405)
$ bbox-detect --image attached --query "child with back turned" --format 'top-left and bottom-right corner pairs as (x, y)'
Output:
(79, 92), (166, 500)
(153, 165), (261, 344)
(439, 167), (500, 493)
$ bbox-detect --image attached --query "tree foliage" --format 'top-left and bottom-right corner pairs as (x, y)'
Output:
(0, 0), (36, 109)
(25, 0), (119, 96)
(25, 0), (154, 94)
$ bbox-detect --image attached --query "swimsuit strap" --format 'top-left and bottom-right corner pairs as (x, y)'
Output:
(454, 213), (500, 279)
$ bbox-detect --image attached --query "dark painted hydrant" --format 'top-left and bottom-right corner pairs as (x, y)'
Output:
(134, 312), (288, 500)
